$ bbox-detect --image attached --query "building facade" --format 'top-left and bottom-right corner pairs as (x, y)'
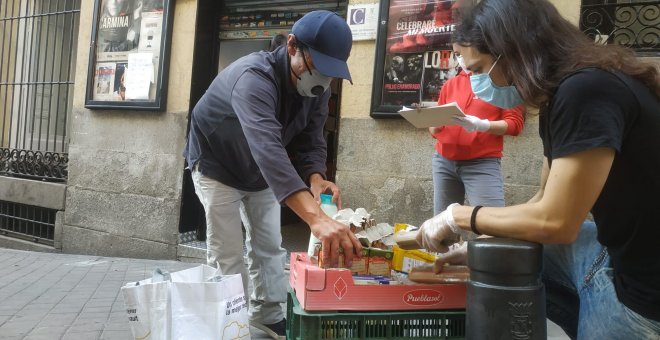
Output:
(1, 0), (658, 259)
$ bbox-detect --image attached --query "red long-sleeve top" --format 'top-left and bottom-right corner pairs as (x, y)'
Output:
(433, 71), (525, 160)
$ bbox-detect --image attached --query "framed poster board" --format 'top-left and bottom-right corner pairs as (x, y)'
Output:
(85, 0), (174, 110)
(370, 0), (460, 118)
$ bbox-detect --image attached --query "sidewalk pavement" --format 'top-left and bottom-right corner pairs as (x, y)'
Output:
(0, 246), (569, 340)
(0, 248), (275, 340)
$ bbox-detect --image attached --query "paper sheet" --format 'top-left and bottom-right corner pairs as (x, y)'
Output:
(125, 53), (154, 100)
(398, 102), (466, 128)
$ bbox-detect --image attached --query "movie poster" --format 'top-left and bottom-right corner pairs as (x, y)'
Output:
(137, 12), (163, 52)
(113, 62), (128, 100)
(420, 50), (458, 104)
(381, 0), (459, 107)
(93, 0), (164, 102)
(93, 63), (116, 101)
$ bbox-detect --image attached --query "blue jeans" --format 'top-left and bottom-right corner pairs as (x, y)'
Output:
(432, 152), (504, 215)
(543, 222), (660, 339)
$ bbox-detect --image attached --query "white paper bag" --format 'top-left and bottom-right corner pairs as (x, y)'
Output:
(121, 265), (251, 340)
(122, 280), (171, 340)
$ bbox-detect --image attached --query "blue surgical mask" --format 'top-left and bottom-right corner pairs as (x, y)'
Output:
(469, 56), (523, 109)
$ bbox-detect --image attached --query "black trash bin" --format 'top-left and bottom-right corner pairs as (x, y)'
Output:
(466, 238), (546, 340)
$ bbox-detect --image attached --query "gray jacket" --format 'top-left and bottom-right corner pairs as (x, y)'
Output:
(184, 46), (329, 203)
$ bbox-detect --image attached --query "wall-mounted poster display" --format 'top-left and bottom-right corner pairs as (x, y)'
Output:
(85, 0), (174, 110)
(371, 0), (460, 118)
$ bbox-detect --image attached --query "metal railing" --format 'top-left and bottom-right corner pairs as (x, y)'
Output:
(0, 0), (80, 182)
(580, 0), (660, 54)
(0, 200), (56, 245)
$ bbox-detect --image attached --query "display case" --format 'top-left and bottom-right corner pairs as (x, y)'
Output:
(219, 0), (348, 41)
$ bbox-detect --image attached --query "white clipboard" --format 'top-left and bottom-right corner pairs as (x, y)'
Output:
(398, 102), (466, 128)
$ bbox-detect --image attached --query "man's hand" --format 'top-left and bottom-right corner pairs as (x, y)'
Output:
(309, 215), (362, 267)
(433, 242), (468, 273)
(285, 190), (359, 267)
(452, 115), (490, 132)
(309, 173), (341, 208)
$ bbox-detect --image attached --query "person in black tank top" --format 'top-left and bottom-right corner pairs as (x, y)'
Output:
(415, 1), (660, 338)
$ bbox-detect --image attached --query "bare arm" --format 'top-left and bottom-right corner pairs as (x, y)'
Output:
(527, 157), (550, 204)
(452, 147), (614, 244)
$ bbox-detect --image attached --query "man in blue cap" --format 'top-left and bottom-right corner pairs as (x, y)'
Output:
(183, 10), (361, 339)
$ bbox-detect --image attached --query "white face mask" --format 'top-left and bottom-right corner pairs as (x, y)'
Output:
(296, 68), (332, 97)
(292, 49), (332, 97)
(457, 55), (470, 74)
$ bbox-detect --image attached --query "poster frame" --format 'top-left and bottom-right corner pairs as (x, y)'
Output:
(370, 0), (458, 118)
(85, 0), (174, 111)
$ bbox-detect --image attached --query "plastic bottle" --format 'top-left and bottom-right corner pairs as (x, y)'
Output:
(307, 193), (338, 257)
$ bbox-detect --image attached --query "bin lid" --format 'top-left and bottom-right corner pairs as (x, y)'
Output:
(468, 238), (543, 275)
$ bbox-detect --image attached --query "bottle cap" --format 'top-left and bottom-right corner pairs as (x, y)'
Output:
(320, 193), (334, 205)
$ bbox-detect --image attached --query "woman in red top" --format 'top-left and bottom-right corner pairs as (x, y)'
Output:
(429, 43), (525, 217)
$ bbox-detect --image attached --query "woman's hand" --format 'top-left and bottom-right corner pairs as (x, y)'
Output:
(433, 242), (468, 273)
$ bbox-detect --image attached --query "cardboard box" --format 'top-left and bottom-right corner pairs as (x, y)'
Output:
(317, 247), (369, 275)
(347, 248), (369, 274)
(289, 252), (467, 311)
(367, 248), (393, 276)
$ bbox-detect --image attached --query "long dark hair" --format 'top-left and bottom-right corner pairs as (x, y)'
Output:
(453, 0), (660, 108)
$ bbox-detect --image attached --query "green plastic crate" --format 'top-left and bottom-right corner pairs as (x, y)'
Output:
(286, 290), (466, 340)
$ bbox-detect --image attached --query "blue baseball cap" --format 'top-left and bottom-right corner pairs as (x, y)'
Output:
(292, 10), (353, 83)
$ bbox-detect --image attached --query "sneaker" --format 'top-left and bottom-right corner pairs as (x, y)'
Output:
(251, 318), (286, 340)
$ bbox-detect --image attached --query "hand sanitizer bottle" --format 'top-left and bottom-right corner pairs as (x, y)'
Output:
(307, 193), (338, 257)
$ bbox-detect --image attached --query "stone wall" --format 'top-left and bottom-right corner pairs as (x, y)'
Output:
(61, 0), (197, 259)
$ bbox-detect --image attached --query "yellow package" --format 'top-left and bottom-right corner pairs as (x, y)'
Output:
(394, 223), (414, 234)
(392, 245), (437, 273)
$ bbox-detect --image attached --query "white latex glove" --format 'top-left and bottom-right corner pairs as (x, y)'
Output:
(416, 203), (463, 252)
(452, 115), (490, 132)
(417, 204), (479, 252)
(434, 242), (468, 273)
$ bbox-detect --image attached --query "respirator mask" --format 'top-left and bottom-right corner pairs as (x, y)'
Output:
(291, 48), (332, 97)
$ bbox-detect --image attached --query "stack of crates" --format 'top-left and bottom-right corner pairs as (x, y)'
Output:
(286, 290), (466, 340)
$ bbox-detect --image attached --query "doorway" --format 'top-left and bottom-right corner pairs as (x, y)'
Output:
(178, 0), (348, 261)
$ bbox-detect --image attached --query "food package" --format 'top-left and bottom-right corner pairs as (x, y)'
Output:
(367, 248), (393, 276)
(392, 245), (437, 273)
